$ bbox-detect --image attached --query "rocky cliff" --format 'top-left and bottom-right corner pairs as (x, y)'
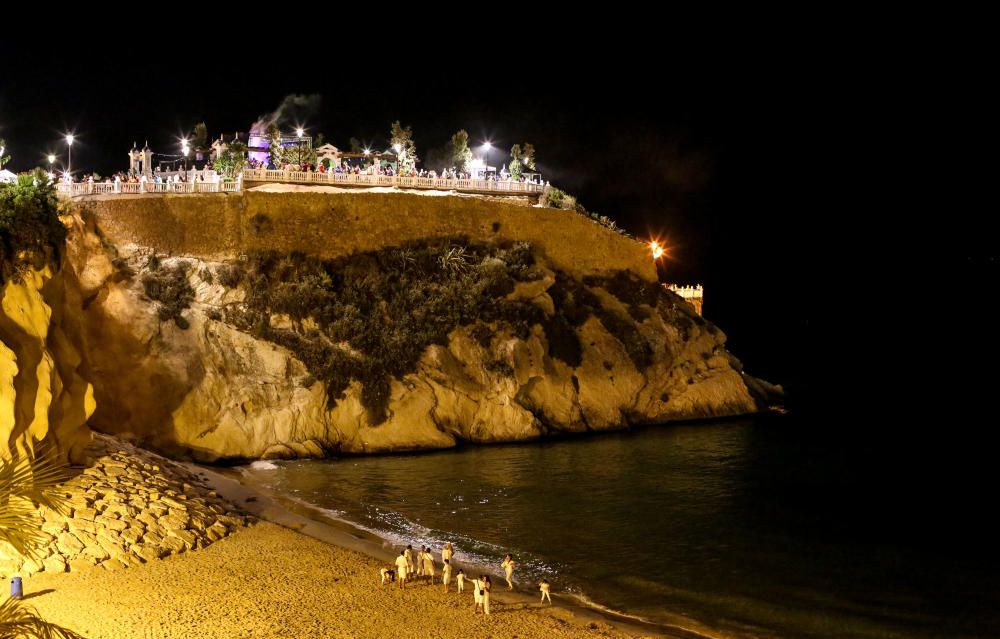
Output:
(0, 264), (94, 463)
(58, 193), (781, 462)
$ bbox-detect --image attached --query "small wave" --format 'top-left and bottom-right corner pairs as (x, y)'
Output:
(248, 460), (280, 470)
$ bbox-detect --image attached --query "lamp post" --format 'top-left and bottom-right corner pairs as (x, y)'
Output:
(481, 142), (492, 179)
(65, 134), (74, 180)
(47, 154), (55, 180)
(393, 143), (402, 175)
(181, 138), (190, 171)
(296, 128), (305, 168)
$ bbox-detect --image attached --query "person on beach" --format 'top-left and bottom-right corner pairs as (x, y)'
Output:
(379, 567), (395, 588)
(394, 551), (409, 589)
(423, 548), (436, 585)
(472, 575), (484, 614)
(442, 542), (454, 565)
(483, 575), (493, 615)
(501, 554), (516, 590)
(539, 580), (551, 604)
(404, 545), (415, 577)
(442, 559), (453, 592)
(457, 568), (466, 593)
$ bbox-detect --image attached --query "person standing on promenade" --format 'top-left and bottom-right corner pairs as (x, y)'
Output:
(442, 542), (454, 565)
(501, 554), (516, 590)
(394, 551), (409, 590)
(457, 568), (466, 594)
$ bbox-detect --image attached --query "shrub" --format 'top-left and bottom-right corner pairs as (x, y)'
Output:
(225, 239), (550, 424)
(0, 172), (66, 283)
(142, 261), (194, 328)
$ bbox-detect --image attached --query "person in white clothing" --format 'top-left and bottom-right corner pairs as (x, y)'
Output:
(404, 545), (415, 577)
(442, 559), (453, 592)
(442, 542), (454, 564)
(394, 551), (409, 589)
(457, 568), (466, 593)
(423, 549), (436, 585)
(471, 576), (484, 614)
(539, 580), (552, 604)
(501, 554), (516, 590)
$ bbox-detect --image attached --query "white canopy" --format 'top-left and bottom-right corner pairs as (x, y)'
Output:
(0, 169), (17, 183)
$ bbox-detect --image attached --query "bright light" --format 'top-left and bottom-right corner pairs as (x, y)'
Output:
(650, 241), (665, 260)
(393, 143), (402, 153)
(47, 154), (56, 164)
(65, 134), (74, 146)
(296, 128), (305, 137)
(482, 142), (492, 150)
(363, 148), (371, 156)
(184, 149), (189, 157)
(470, 158), (484, 168)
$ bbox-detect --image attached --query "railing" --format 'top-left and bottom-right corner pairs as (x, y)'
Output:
(241, 168), (547, 194)
(56, 169), (546, 198)
(57, 178), (241, 197)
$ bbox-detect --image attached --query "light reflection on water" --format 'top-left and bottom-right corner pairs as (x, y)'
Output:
(240, 418), (1000, 638)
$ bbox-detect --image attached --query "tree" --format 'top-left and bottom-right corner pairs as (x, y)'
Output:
(266, 124), (282, 168)
(0, 456), (83, 638)
(0, 138), (9, 169)
(349, 137), (363, 153)
(509, 143), (536, 181)
(449, 130), (473, 173)
(0, 171), (67, 283)
(314, 133), (326, 149)
(389, 121), (418, 173)
(215, 140), (248, 179)
(191, 123), (208, 149)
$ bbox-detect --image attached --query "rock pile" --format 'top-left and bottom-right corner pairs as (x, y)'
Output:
(0, 434), (251, 577)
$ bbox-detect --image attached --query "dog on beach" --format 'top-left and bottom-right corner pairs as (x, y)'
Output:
(379, 567), (396, 587)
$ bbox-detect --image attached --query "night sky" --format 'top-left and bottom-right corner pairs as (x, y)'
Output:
(0, 39), (858, 410)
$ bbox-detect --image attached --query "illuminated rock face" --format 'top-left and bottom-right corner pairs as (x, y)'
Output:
(0, 265), (94, 464)
(61, 201), (779, 462)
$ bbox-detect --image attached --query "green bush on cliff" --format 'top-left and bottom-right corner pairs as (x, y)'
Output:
(0, 171), (67, 284)
(217, 242), (666, 424)
(142, 261), (195, 329)
(222, 240), (545, 424)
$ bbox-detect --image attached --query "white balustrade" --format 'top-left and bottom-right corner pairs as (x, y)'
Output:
(56, 167), (546, 199)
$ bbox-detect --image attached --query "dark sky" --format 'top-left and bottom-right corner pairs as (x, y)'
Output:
(0, 37), (845, 406)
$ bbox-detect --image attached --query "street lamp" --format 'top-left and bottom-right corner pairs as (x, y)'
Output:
(65, 134), (75, 180)
(393, 143), (402, 174)
(180, 138), (190, 171)
(47, 154), (55, 175)
(481, 142), (492, 179)
(296, 128), (305, 168)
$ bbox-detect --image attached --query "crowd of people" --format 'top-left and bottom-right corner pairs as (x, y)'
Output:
(380, 543), (552, 615)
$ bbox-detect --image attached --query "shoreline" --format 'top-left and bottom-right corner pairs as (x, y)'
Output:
(194, 462), (727, 639)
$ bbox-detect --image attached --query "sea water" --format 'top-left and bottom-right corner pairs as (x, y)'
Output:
(238, 416), (1000, 638)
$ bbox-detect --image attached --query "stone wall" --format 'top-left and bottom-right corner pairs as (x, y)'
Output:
(75, 190), (656, 281)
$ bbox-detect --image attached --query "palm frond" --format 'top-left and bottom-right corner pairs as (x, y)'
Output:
(0, 598), (85, 639)
(0, 456), (72, 559)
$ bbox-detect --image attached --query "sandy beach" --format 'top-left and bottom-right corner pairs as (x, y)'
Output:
(7, 457), (674, 639)
(22, 520), (656, 639)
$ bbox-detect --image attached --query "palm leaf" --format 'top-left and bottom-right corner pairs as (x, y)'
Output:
(0, 598), (85, 639)
(0, 456), (73, 558)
